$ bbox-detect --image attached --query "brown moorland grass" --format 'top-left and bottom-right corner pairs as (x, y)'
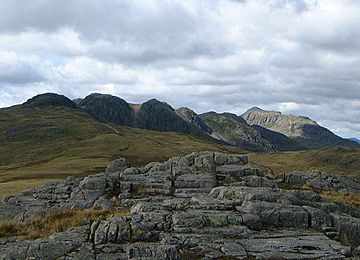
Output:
(320, 192), (360, 209)
(0, 207), (130, 239)
(247, 146), (360, 179)
(0, 106), (241, 198)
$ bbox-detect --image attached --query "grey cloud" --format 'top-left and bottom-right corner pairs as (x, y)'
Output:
(0, 0), (359, 138)
(0, 64), (44, 84)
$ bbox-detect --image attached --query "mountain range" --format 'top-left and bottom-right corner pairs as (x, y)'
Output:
(1, 92), (360, 197)
(13, 92), (360, 152)
(349, 138), (360, 144)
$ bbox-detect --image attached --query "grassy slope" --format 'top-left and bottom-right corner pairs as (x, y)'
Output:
(1, 105), (359, 201)
(248, 147), (360, 208)
(0, 106), (240, 197)
(248, 146), (360, 179)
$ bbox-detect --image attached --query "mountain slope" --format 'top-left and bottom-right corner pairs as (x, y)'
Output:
(349, 138), (360, 144)
(175, 107), (211, 133)
(136, 99), (190, 132)
(0, 103), (237, 197)
(200, 112), (275, 152)
(248, 146), (360, 179)
(242, 107), (359, 149)
(252, 125), (305, 151)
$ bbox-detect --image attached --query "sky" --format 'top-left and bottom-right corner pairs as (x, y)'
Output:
(0, 0), (359, 138)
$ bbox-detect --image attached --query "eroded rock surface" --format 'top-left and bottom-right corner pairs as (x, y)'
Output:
(279, 170), (360, 195)
(1, 151), (359, 259)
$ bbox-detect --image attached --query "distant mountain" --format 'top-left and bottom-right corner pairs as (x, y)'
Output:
(136, 99), (190, 132)
(242, 107), (359, 149)
(15, 92), (359, 152)
(252, 125), (305, 151)
(76, 96), (219, 143)
(200, 112), (275, 152)
(349, 138), (360, 144)
(175, 107), (211, 133)
(23, 93), (77, 108)
(78, 93), (133, 126)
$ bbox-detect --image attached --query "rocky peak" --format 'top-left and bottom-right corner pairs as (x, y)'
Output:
(241, 107), (359, 149)
(137, 99), (190, 132)
(175, 107), (211, 133)
(78, 93), (133, 126)
(23, 93), (77, 108)
(242, 107), (318, 132)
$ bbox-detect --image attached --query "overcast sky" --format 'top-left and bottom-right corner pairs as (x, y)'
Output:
(0, 0), (359, 138)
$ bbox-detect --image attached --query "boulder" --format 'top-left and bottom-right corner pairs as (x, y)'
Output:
(331, 212), (360, 247)
(105, 158), (128, 174)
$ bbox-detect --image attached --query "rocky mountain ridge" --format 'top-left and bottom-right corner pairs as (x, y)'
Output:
(242, 107), (358, 149)
(349, 138), (360, 144)
(199, 112), (275, 152)
(1, 151), (360, 259)
(15, 93), (359, 152)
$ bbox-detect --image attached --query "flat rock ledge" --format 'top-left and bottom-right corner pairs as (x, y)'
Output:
(1, 151), (360, 259)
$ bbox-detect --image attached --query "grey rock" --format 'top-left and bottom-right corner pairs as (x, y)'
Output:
(127, 243), (179, 260)
(105, 158), (128, 174)
(221, 242), (247, 257)
(214, 152), (248, 165)
(283, 171), (360, 195)
(94, 220), (110, 245)
(353, 246), (360, 257)
(216, 164), (264, 179)
(240, 201), (309, 228)
(0, 151), (358, 258)
(79, 174), (107, 190)
(0, 226), (88, 260)
(239, 229), (348, 259)
(302, 206), (332, 228)
(331, 212), (360, 247)
(93, 196), (114, 210)
(90, 215), (106, 242)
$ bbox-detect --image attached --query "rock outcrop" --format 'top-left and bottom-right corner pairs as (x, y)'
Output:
(279, 171), (360, 195)
(1, 152), (360, 259)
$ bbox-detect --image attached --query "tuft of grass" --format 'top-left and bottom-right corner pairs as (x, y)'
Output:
(321, 192), (360, 209)
(0, 220), (18, 235)
(0, 207), (130, 239)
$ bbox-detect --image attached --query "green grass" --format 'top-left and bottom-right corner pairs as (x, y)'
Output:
(0, 106), (240, 198)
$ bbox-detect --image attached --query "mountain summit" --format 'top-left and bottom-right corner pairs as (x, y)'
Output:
(23, 93), (77, 108)
(242, 107), (357, 149)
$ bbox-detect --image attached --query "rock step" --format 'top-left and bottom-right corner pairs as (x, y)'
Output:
(174, 188), (213, 198)
(322, 226), (337, 233)
(325, 231), (338, 239)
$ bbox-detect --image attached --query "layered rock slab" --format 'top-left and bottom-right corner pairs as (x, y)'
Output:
(0, 151), (359, 259)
